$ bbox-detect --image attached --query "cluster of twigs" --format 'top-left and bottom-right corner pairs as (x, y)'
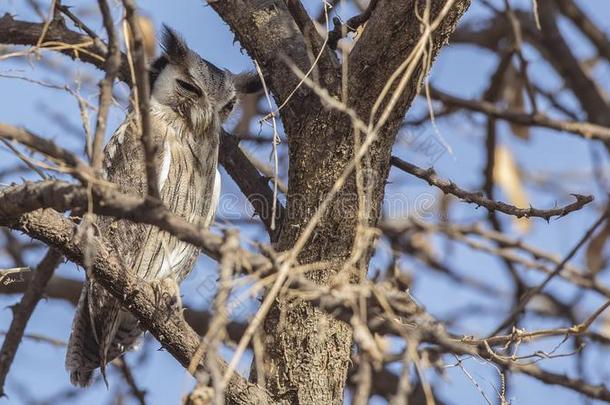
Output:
(0, 1), (610, 404)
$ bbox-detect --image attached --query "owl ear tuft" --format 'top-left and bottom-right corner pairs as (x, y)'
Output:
(234, 72), (263, 95)
(160, 24), (189, 63)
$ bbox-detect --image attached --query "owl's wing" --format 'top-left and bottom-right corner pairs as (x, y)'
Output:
(99, 115), (149, 262)
(67, 115), (152, 385)
(91, 113), (167, 348)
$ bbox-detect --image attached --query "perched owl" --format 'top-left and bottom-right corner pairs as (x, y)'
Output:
(66, 25), (258, 386)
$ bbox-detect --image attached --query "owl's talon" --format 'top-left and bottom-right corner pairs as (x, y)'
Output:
(151, 278), (182, 321)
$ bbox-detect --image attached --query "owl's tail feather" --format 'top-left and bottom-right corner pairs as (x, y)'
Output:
(65, 285), (98, 387)
(66, 284), (142, 387)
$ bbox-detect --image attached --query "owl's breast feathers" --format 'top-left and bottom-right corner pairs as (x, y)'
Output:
(100, 102), (220, 281)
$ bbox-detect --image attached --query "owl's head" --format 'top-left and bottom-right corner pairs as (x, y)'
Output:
(149, 25), (259, 133)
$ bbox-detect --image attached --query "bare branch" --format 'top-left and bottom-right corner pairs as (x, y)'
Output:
(391, 156), (593, 220)
(91, 0), (121, 173)
(122, 0), (159, 198)
(431, 88), (610, 142)
(0, 209), (271, 405)
(0, 249), (63, 396)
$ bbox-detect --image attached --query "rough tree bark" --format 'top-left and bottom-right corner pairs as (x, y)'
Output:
(211, 1), (470, 403)
(0, 1), (471, 402)
(4, 1), (610, 403)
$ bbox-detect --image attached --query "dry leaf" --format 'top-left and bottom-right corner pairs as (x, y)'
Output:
(138, 16), (156, 59)
(601, 310), (610, 340)
(494, 145), (530, 233)
(125, 15), (156, 59)
(436, 191), (454, 256)
(586, 221), (610, 275)
(437, 191), (453, 223)
(354, 22), (367, 41)
(502, 64), (530, 140)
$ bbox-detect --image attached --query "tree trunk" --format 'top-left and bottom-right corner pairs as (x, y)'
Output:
(254, 1), (471, 403)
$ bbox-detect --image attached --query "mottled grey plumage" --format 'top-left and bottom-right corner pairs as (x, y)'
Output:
(65, 26), (256, 387)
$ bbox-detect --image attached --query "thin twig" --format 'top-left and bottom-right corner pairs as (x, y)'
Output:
(122, 0), (159, 198)
(490, 208), (610, 335)
(0, 249), (62, 396)
(91, 0), (121, 174)
(391, 156), (593, 220)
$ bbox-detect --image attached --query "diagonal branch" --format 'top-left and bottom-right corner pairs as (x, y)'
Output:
(555, 0), (610, 63)
(0, 180), (273, 274)
(536, 2), (610, 127)
(0, 208), (271, 405)
(219, 130), (284, 242)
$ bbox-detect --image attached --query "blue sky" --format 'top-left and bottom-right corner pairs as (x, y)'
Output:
(2, 1), (610, 404)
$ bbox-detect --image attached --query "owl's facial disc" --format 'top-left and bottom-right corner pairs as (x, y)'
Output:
(149, 25), (261, 131)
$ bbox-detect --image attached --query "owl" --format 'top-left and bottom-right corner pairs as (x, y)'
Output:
(65, 25), (258, 386)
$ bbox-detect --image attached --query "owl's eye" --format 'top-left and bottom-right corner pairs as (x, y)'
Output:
(223, 98), (236, 113)
(176, 79), (203, 97)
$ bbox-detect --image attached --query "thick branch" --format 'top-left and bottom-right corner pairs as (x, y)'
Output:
(556, 0), (610, 63)
(536, 3), (610, 127)
(0, 180), (273, 274)
(219, 130), (284, 242)
(348, 0), (471, 115)
(0, 209), (270, 405)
